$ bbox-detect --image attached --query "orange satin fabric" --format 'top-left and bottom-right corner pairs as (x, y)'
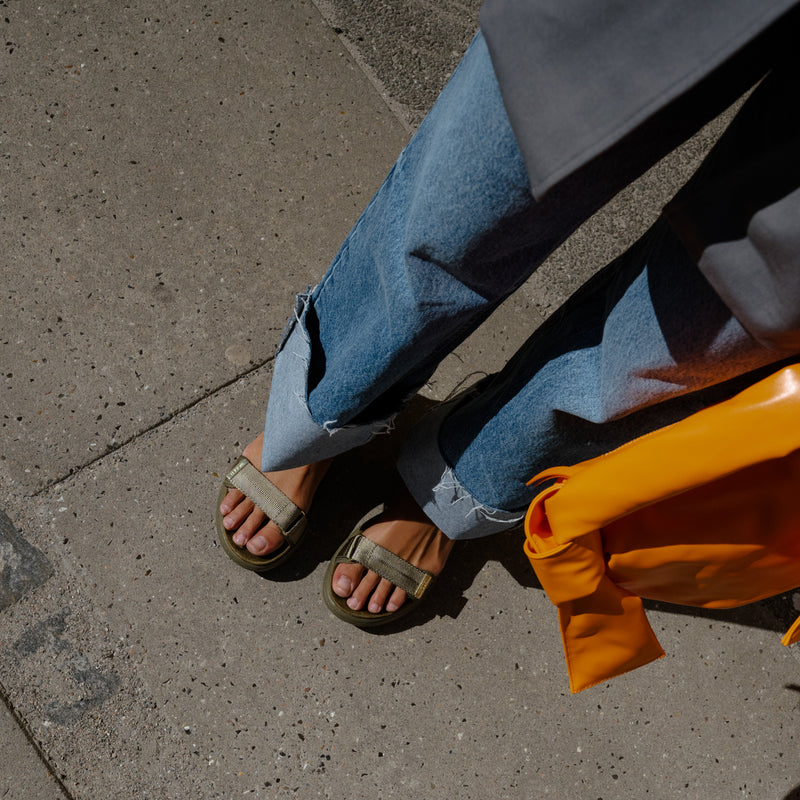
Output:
(524, 365), (800, 692)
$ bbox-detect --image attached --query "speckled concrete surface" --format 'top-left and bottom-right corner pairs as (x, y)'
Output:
(1, 697), (70, 800)
(314, 0), (482, 129)
(6, 372), (800, 799)
(2, 1), (800, 799)
(1, 0), (406, 494)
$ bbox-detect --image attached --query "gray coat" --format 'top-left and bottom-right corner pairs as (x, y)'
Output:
(480, 0), (800, 349)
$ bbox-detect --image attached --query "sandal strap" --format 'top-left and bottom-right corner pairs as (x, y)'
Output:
(224, 457), (305, 544)
(343, 533), (434, 599)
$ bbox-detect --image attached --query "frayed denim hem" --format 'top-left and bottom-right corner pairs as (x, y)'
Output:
(261, 292), (395, 471)
(396, 394), (525, 540)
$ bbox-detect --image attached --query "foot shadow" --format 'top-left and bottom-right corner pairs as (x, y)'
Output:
(273, 392), (545, 630)
(262, 393), (536, 630)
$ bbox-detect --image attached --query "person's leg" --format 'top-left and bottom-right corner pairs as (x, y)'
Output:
(221, 30), (534, 556)
(399, 54), (800, 540)
(223, 30), (547, 557)
(398, 218), (799, 542)
(224, 27), (775, 583)
(332, 216), (796, 612)
(226, 26), (720, 559)
(332, 52), (800, 616)
(257, 26), (734, 477)
(257, 30), (537, 475)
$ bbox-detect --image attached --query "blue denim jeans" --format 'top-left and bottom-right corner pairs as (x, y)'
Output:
(261, 31), (796, 539)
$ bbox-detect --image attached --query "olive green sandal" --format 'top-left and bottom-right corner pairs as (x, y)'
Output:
(323, 506), (437, 627)
(216, 456), (308, 572)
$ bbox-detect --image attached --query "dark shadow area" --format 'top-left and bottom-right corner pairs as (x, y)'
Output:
(642, 595), (796, 636)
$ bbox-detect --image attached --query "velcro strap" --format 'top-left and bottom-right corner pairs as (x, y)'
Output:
(225, 457), (305, 543)
(344, 534), (433, 599)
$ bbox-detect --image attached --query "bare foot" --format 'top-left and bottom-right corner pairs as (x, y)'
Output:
(220, 433), (332, 556)
(331, 485), (454, 614)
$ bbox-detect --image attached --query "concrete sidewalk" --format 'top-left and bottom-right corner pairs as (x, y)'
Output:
(2, 2), (799, 798)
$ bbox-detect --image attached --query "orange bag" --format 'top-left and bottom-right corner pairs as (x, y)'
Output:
(524, 364), (800, 693)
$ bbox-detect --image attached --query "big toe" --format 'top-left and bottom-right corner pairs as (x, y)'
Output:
(331, 562), (363, 598)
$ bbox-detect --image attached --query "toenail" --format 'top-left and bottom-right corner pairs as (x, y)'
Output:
(347, 597), (360, 610)
(250, 535), (267, 552)
(233, 532), (246, 546)
(369, 601), (381, 613)
(335, 576), (353, 596)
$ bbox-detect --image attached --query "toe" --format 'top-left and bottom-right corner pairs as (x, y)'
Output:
(332, 562), (363, 599)
(219, 487), (244, 516)
(230, 504), (265, 546)
(246, 519), (286, 556)
(385, 586), (408, 613)
(347, 570), (381, 611)
(223, 496), (256, 533)
(367, 578), (399, 614)
(331, 563), (408, 614)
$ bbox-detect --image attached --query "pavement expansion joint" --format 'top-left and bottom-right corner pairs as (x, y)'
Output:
(29, 358), (276, 499)
(1, 689), (76, 800)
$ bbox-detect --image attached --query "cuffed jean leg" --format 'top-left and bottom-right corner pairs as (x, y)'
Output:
(262, 30), (537, 470)
(260, 291), (395, 470)
(398, 219), (799, 539)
